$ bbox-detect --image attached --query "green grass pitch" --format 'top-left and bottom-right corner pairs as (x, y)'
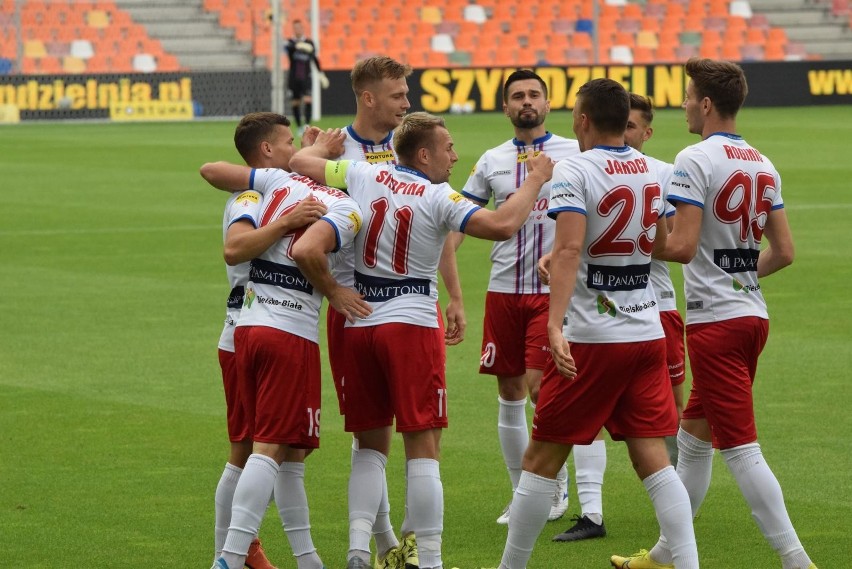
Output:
(0, 106), (849, 568)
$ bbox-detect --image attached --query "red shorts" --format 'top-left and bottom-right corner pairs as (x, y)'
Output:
(327, 307), (347, 415)
(682, 316), (769, 449)
(533, 339), (678, 445)
(234, 326), (322, 448)
(478, 292), (550, 377)
(660, 310), (686, 386)
(343, 323), (448, 433)
(218, 348), (250, 442)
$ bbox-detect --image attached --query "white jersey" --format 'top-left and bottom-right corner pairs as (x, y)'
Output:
(548, 145), (667, 343)
(646, 156), (679, 313)
(236, 168), (363, 343)
(668, 133), (782, 324)
(218, 190), (262, 352)
(462, 132), (581, 293)
(339, 161), (481, 328)
(328, 126), (399, 287)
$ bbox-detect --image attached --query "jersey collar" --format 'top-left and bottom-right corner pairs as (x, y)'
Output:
(707, 132), (743, 140)
(347, 125), (393, 146)
(593, 144), (631, 152)
(394, 164), (430, 180)
(512, 131), (553, 147)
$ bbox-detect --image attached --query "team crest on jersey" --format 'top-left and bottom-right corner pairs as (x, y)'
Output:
(596, 294), (617, 318)
(237, 190), (260, 206)
(244, 285), (256, 308)
(347, 211), (362, 233)
(365, 150), (395, 164)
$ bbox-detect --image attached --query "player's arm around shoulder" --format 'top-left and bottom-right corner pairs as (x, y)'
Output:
(291, 199), (371, 323)
(199, 161), (252, 192)
(289, 128), (347, 185)
(463, 151), (554, 240)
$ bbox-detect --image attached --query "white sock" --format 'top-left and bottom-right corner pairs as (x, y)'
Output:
(348, 448), (386, 560)
(222, 454), (278, 569)
(373, 467), (398, 557)
(406, 458), (443, 569)
(650, 428), (714, 564)
(573, 439), (606, 523)
(497, 396), (528, 492)
(676, 427), (715, 516)
(275, 462), (323, 569)
(214, 463), (242, 559)
(499, 471), (555, 569)
(722, 443), (812, 569)
(644, 466), (698, 569)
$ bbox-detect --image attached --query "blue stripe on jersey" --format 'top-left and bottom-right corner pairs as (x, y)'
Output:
(548, 206), (586, 219)
(459, 206), (482, 233)
(771, 203), (785, 210)
(515, 225), (525, 293)
(347, 125), (393, 146)
(229, 213), (258, 228)
(319, 217), (342, 252)
(668, 195), (704, 209)
(249, 168), (256, 189)
(462, 191), (489, 205)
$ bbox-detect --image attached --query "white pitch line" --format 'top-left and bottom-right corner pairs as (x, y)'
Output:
(0, 225), (219, 237)
(786, 203), (852, 210)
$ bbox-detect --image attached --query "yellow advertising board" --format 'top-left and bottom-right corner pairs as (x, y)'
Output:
(0, 103), (20, 124)
(110, 100), (194, 121)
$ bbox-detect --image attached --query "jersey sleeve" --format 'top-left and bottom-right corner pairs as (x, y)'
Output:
(668, 146), (712, 208)
(249, 168), (289, 196)
(319, 196), (363, 252)
(226, 190), (262, 228)
(547, 159), (587, 218)
(432, 184), (482, 233)
(342, 161), (376, 200)
(460, 155), (492, 205)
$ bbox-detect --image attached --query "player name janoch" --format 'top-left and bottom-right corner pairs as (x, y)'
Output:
(604, 157), (649, 175)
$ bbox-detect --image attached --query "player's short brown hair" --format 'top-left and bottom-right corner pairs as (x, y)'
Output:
(685, 57), (748, 119)
(350, 56), (412, 96)
(576, 79), (630, 135)
(393, 112), (446, 164)
(629, 93), (654, 125)
(503, 69), (548, 102)
(234, 112), (290, 162)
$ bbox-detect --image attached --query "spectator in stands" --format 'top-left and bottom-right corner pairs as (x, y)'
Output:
(285, 19), (328, 136)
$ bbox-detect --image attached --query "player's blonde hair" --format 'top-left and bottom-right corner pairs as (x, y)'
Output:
(393, 112), (446, 164)
(350, 56), (412, 96)
(685, 57), (748, 119)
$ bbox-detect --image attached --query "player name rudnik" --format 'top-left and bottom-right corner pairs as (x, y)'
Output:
(604, 157), (648, 175)
(722, 145), (764, 162)
(375, 170), (426, 196)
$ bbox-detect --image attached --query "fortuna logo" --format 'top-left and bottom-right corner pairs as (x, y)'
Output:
(244, 286), (256, 308)
(596, 294), (617, 317)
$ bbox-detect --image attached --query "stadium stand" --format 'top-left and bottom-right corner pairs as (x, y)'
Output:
(1, 0), (182, 74)
(2, 0), (851, 75)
